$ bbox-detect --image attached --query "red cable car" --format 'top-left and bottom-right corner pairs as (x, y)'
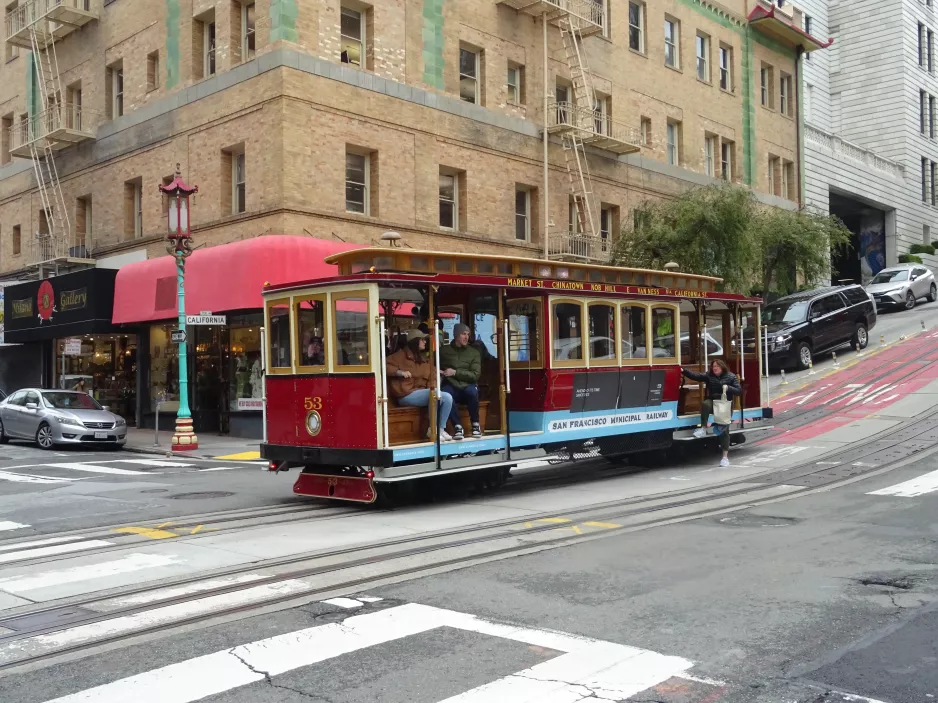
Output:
(261, 248), (773, 503)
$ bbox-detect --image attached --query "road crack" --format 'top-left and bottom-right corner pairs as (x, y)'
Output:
(511, 672), (619, 701)
(229, 647), (331, 701)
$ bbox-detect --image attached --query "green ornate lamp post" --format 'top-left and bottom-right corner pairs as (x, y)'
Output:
(159, 164), (199, 451)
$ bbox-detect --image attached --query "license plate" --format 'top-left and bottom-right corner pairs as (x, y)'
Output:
(94, 431), (107, 440)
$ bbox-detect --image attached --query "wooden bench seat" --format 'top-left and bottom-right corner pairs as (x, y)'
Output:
(387, 400), (491, 446)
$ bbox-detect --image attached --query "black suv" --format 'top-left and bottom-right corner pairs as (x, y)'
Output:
(763, 285), (877, 370)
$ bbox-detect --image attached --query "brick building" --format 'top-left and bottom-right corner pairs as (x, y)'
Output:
(0, 0), (826, 435)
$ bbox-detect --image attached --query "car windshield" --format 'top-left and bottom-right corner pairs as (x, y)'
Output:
(763, 301), (808, 324)
(41, 392), (102, 410)
(871, 270), (909, 283)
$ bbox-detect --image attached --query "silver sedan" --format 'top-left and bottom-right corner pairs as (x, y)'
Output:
(0, 389), (127, 449)
(865, 264), (937, 310)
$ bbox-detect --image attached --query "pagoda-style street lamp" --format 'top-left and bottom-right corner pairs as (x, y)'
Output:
(159, 164), (199, 451)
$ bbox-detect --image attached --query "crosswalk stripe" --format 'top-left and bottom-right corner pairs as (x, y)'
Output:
(0, 540), (113, 565)
(41, 463), (155, 476)
(113, 460), (193, 468)
(0, 521), (29, 531)
(868, 468), (938, 497)
(0, 553), (180, 595)
(196, 466), (240, 472)
(0, 471), (75, 484)
(0, 536), (87, 552)
(94, 574), (266, 609)
(37, 603), (693, 703)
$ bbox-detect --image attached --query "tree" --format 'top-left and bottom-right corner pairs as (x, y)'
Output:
(612, 184), (852, 296)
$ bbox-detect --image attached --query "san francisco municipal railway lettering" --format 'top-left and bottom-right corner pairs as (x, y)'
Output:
(505, 278), (712, 298)
(548, 409), (673, 433)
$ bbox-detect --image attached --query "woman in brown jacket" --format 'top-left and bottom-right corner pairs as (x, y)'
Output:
(386, 329), (454, 441)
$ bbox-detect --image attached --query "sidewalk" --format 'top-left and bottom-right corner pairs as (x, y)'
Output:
(123, 427), (263, 461)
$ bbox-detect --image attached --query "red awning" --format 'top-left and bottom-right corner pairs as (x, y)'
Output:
(747, 5), (833, 53)
(112, 236), (362, 324)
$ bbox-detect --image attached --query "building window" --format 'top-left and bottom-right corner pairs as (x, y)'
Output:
(780, 73), (792, 116)
(439, 172), (457, 229)
(628, 1), (644, 52)
(922, 90), (928, 134)
(719, 44), (732, 90)
(232, 151), (246, 214)
(75, 195), (91, 250)
(931, 95), (936, 138)
(147, 51), (159, 92)
(592, 93), (608, 134)
(345, 151), (369, 215)
(804, 15), (813, 60)
(241, 2), (256, 62)
(805, 83), (813, 122)
(783, 161), (795, 201)
(664, 18), (679, 68)
(925, 223), (931, 246)
(666, 121), (680, 165)
(930, 29), (935, 72)
(507, 63), (523, 104)
(125, 178), (143, 239)
(204, 20), (216, 76)
(704, 135), (716, 176)
(1, 113), (11, 164)
(768, 156), (779, 196)
(720, 140), (734, 181)
(923, 157), (929, 202)
(4, 1), (18, 62)
(920, 23), (927, 67)
(340, 6), (364, 67)
(696, 33), (710, 82)
(107, 63), (123, 118)
(599, 205), (617, 252)
(459, 47), (481, 104)
(515, 187), (530, 241)
(640, 116), (652, 146)
(932, 162), (937, 205)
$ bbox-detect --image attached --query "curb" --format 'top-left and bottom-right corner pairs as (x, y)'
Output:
(122, 443), (220, 460)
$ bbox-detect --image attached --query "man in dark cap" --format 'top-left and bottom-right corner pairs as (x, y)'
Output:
(440, 322), (482, 440)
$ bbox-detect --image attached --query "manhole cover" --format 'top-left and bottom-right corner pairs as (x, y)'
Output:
(140, 489), (168, 494)
(715, 514), (801, 528)
(168, 491), (235, 500)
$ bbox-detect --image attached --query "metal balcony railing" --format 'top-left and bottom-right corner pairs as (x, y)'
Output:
(5, 0), (96, 48)
(8, 103), (97, 157)
(497, 0), (604, 35)
(548, 230), (612, 263)
(548, 102), (642, 154)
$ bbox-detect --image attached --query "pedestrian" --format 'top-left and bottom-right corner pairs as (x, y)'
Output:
(440, 323), (482, 440)
(386, 328), (454, 441)
(681, 359), (741, 467)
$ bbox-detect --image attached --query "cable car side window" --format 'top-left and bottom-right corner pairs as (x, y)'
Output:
(333, 292), (371, 371)
(650, 305), (679, 363)
(620, 303), (649, 364)
(266, 299), (292, 373)
(296, 296), (327, 372)
(507, 298), (542, 368)
(551, 299), (586, 367)
(587, 302), (618, 365)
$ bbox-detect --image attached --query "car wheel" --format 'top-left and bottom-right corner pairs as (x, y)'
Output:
(852, 324), (868, 350)
(929, 284), (937, 303)
(0, 418), (8, 444)
(795, 341), (812, 371)
(36, 422), (55, 450)
(905, 291), (916, 310)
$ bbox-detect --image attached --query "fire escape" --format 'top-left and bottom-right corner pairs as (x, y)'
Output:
(498, 0), (641, 263)
(4, 0), (98, 277)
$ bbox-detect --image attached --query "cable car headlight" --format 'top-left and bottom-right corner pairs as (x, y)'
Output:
(305, 410), (322, 437)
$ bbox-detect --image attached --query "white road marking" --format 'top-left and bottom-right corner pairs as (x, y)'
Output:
(41, 463), (154, 476)
(0, 536), (86, 552)
(111, 460), (192, 468)
(0, 540), (113, 565)
(196, 466), (239, 472)
(0, 553), (180, 594)
(0, 471), (75, 484)
(0, 521), (29, 531)
(38, 603), (693, 703)
(95, 574), (266, 609)
(1, 580), (311, 665)
(321, 597), (364, 609)
(357, 595), (383, 603)
(868, 469), (938, 498)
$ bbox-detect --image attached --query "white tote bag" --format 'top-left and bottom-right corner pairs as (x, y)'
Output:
(712, 385), (733, 425)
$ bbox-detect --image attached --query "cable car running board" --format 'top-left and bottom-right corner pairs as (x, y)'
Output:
(374, 460), (518, 482)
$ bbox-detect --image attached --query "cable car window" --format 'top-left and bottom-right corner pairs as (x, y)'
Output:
(507, 299), (541, 366)
(589, 270), (603, 283)
(496, 262), (512, 275)
(587, 303), (617, 363)
(267, 300), (292, 371)
(456, 259), (474, 273)
(621, 304), (648, 361)
(519, 263), (535, 276)
(434, 258), (453, 272)
(478, 261), (494, 274)
(334, 294), (370, 369)
(571, 268), (586, 281)
(651, 306), (677, 360)
(296, 298), (326, 369)
(552, 301), (584, 364)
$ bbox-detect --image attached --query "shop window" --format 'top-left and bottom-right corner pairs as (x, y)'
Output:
(267, 300), (292, 372)
(651, 306), (678, 361)
(296, 297), (327, 369)
(57, 334), (137, 421)
(229, 318), (264, 412)
(587, 303), (617, 364)
(551, 300), (584, 366)
(149, 324), (180, 410)
(334, 293), (370, 369)
(507, 298), (541, 367)
(621, 304), (648, 362)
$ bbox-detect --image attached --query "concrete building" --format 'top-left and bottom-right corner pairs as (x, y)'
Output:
(0, 0), (825, 434)
(801, 0), (938, 283)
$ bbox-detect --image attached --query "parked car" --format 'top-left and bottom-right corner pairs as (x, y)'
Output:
(762, 285), (877, 371)
(864, 263), (936, 310)
(0, 389), (127, 449)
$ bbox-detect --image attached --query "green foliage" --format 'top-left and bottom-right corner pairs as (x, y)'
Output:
(898, 254), (925, 264)
(909, 243), (936, 255)
(931, 240), (938, 250)
(612, 184), (852, 296)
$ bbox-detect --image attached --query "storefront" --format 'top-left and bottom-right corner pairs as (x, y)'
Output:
(2, 268), (137, 421)
(112, 235), (358, 438)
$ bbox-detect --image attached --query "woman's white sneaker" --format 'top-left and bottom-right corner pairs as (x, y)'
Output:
(693, 427), (707, 439)
(720, 457), (730, 467)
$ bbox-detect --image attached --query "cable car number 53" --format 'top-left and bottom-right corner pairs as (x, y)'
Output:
(304, 397), (323, 410)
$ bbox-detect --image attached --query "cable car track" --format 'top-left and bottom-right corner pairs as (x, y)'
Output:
(3, 407), (938, 673)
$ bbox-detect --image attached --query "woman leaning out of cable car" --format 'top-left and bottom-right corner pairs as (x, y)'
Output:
(386, 328), (455, 441)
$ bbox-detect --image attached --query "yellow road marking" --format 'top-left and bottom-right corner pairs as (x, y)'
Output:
(535, 517), (572, 524)
(156, 522), (175, 529)
(112, 526), (179, 540)
(215, 451), (261, 461)
(582, 521), (622, 529)
(190, 525), (203, 534)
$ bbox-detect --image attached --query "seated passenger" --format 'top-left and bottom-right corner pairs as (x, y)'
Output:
(386, 329), (454, 441)
(305, 336), (325, 366)
(440, 323), (482, 440)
